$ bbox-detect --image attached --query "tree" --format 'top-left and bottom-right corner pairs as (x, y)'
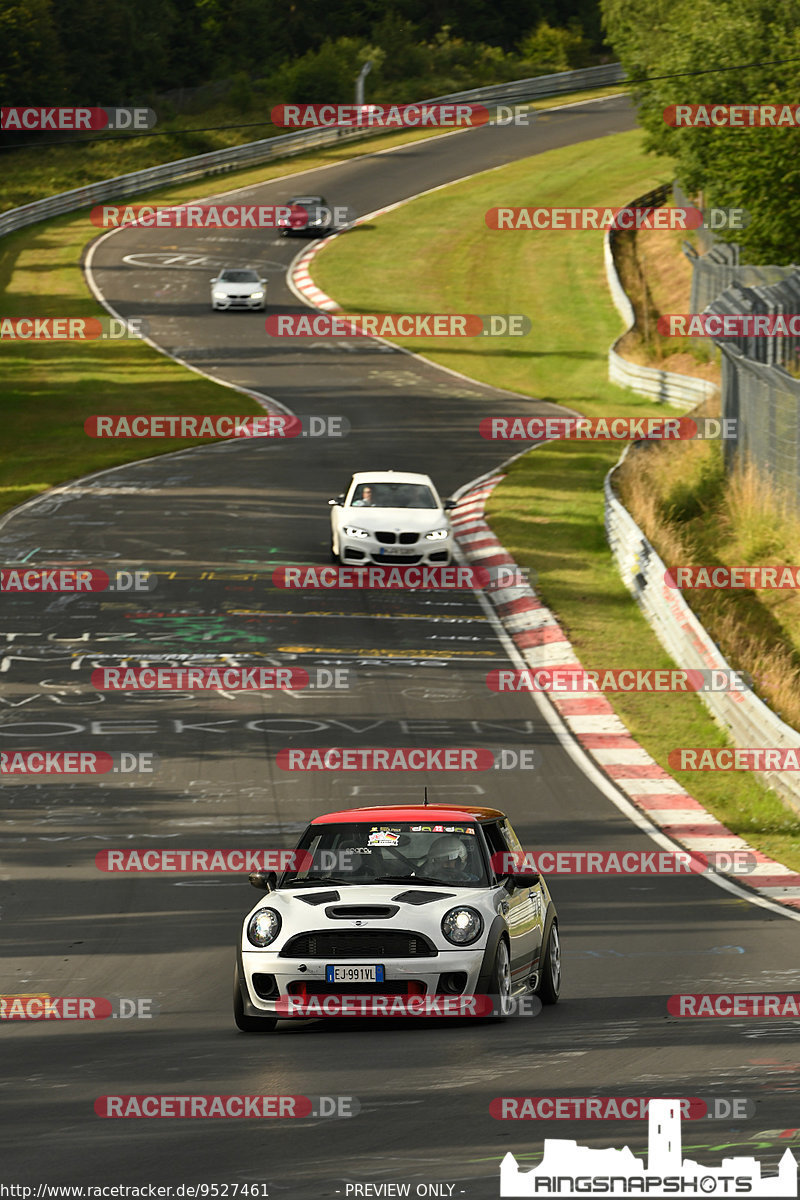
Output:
(601, 0), (800, 263)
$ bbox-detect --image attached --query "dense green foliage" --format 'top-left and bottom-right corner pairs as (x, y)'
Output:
(0, 0), (603, 102)
(601, 0), (800, 263)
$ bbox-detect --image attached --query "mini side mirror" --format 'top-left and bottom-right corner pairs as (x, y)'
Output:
(249, 870), (277, 891)
(504, 872), (541, 890)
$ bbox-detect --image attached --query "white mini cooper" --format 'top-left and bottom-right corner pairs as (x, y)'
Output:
(234, 804), (560, 1032)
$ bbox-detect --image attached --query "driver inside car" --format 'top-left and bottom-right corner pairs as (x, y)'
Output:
(422, 835), (482, 883)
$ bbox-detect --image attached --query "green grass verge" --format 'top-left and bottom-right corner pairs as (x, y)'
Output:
(312, 127), (800, 871)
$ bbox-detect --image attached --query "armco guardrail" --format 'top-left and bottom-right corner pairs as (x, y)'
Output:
(605, 449), (800, 815)
(604, 184), (718, 410)
(0, 63), (625, 240)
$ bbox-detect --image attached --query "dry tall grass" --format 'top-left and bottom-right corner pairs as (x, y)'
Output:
(616, 407), (800, 729)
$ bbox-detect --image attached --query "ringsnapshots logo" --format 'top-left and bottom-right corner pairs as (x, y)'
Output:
(499, 1099), (797, 1197)
(0, 317), (146, 340)
(265, 314), (530, 338)
(480, 416), (737, 441)
(1, 107), (156, 131)
(272, 565), (531, 590)
(84, 414), (348, 439)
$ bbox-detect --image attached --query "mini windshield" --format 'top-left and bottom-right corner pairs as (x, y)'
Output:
(282, 822), (489, 887)
(350, 482), (438, 509)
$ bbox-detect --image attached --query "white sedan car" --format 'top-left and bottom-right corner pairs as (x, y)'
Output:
(210, 268), (267, 311)
(329, 470), (455, 566)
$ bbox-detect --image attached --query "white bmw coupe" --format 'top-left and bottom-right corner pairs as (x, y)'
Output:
(328, 470), (455, 566)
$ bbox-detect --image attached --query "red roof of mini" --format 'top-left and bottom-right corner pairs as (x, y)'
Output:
(310, 804), (504, 824)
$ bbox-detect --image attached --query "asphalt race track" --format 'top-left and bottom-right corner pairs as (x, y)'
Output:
(2, 96), (799, 1197)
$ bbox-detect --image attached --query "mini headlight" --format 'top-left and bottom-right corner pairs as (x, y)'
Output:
(344, 526), (370, 539)
(425, 528), (449, 541)
(441, 906), (483, 946)
(247, 908), (281, 947)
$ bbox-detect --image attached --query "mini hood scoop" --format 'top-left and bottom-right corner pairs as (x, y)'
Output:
(391, 890), (456, 905)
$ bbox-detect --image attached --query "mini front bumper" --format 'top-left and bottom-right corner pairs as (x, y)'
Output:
(239, 946), (486, 1018)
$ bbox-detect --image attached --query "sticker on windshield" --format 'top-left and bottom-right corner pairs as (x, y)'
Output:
(368, 829), (401, 847)
(411, 824), (475, 834)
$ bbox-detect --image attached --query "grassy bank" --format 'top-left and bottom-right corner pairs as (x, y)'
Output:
(312, 127), (800, 870)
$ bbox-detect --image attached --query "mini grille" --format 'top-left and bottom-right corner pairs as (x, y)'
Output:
(280, 930), (436, 958)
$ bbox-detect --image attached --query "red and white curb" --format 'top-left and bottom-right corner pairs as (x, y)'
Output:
(291, 241), (341, 312)
(452, 475), (800, 912)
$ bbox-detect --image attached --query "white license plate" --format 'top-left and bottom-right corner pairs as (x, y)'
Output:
(326, 965), (385, 983)
(378, 547), (416, 556)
